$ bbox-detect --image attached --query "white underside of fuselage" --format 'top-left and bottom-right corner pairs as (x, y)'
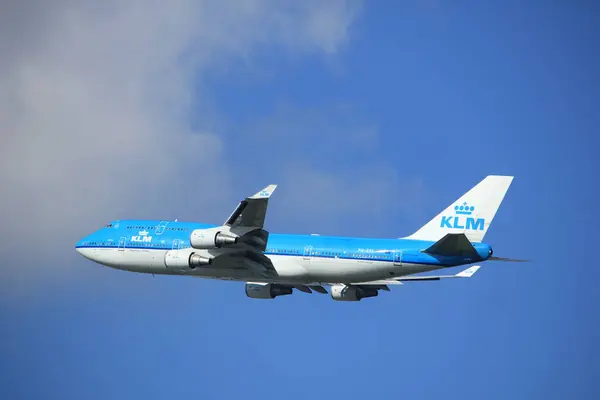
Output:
(77, 247), (443, 284)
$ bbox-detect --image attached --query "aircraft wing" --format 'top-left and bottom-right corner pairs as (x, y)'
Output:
(224, 184), (277, 229)
(346, 266), (481, 287)
(203, 247), (278, 278)
(188, 185), (277, 261)
(347, 280), (404, 291)
(237, 266), (482, 296)
(394, 265), (481, 281)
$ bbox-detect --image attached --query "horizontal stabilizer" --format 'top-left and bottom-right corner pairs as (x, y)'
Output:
(489, 256), (530, 262)
(424, 233), (478, 257)
(455, 265), (481, 277)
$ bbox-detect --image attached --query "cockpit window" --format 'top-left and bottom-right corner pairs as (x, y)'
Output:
(105, 223), (112, 228)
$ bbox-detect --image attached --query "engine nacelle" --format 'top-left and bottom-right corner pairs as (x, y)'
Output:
(164, 250), (213, 269)
(245, 283), (293, 299)
(190, 228), (238, 249)
(330, 285), (378, 301)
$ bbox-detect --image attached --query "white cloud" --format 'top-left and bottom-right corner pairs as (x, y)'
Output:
(0, 0), (361, 293)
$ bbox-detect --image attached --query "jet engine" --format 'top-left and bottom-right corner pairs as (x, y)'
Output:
(164, 250), (213, 269)
(190, 228), (238, 249)
(330, 284), (378, 301)
(245, 283), (293, 299)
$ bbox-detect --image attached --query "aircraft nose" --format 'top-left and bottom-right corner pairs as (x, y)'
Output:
(75, 237), (86, 253)
(75, 236), (93, 259)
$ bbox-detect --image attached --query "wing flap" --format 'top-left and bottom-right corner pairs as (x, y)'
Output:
(308, 285), (328, 294)
(208, 247), (278, 277)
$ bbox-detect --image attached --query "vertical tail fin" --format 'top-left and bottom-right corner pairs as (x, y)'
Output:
(406, 175), (514, 243)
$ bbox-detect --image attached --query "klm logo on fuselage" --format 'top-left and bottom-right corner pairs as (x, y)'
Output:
(440, 202), (485, 231)
(131, 230), (152, 243)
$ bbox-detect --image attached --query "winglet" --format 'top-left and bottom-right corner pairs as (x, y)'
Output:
(249, 184), (277, 199)
(455, 265), (481, 278)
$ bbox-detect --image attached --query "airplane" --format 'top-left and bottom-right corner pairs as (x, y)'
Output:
(75, 175), (526, 301)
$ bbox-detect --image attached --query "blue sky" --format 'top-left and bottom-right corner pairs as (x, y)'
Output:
(1, 1), (598, 399)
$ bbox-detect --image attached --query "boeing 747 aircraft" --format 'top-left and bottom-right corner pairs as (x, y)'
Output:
(75, 175), (524, 301)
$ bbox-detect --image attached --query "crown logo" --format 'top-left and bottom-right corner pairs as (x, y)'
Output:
(455, 202), (475, 215)
(139, 230), (149, 236)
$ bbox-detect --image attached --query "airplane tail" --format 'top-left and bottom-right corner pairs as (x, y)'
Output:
(406, 175), (514, 243)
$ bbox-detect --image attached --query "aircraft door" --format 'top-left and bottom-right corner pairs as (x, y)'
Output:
(393, 250), (402, 266)
(156, 221), (169, 235)
(171, 239), (183, 250)
(118, 237), (127, 252)
(303, 245), (313, 261)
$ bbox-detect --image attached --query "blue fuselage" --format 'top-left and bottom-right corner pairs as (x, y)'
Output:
(76, 219), (492, 271)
